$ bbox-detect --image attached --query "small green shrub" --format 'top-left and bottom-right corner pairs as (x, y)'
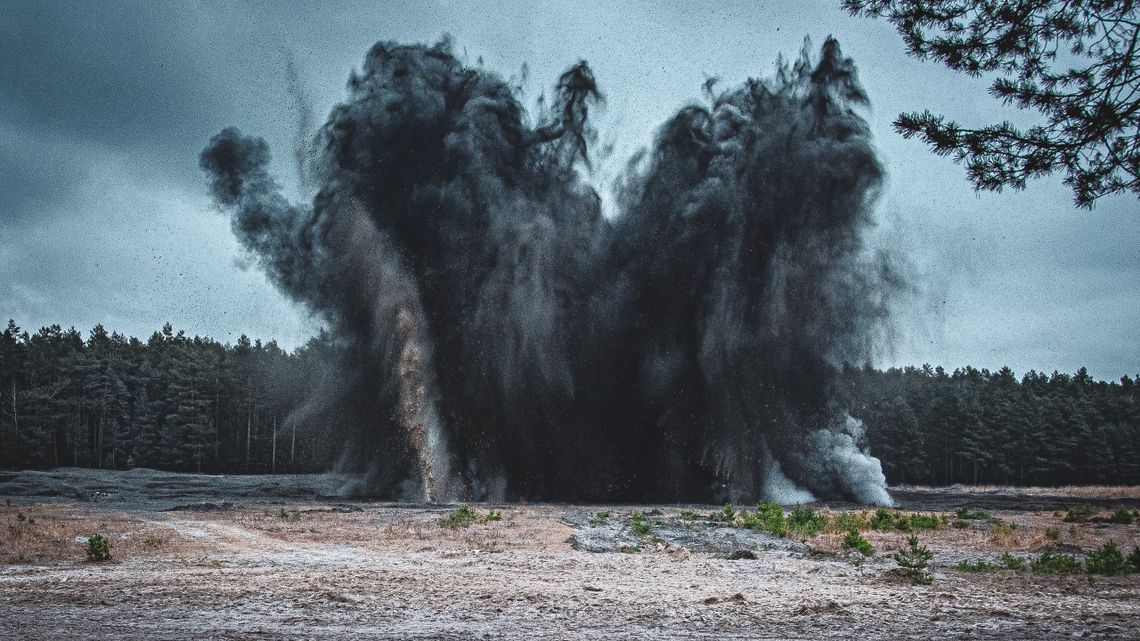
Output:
(720, 503), (737, 521)
(86, 534), (112, 562)
(1000, 553), (1026, 571)
(952, 519), (970, 529)
(1085, 541), (1133, 576)
(1032, 549), (1082, 575)
(589, 510), (611, 526)
(1044, 527), (1061, 541)
(868, 509), (943, 532)
(630, 512), (651, 537)
(143, 537), (164, 548)
(893, 535), (933, 584)
(842, 530), (874, 557)
(679, 509), (699, 521)
(439, 505), (479, 529)
(955, 553), (1024, 573)
(956, 559), (994, 572)
(1109, 509), (1135, 525)
(439, 505), (503, 528)
(787, 506), (826, 538)
(954, 507), (989, 520)
(1063, 505), (1096, 523)
(907, 513), (944, 530)
(749, 503), (787, 537)
(870, 508), (898, 530)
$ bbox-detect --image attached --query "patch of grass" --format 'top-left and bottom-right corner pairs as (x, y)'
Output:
(831, 511), (867, 532)
(955, 553), (1024, 573)
(589, 510), (612, 526)
(870, 508), (898, 530)
(951, 519), (970, 529)
(720, 503), (737, 521)
(1000, 553), (1026, 571)
(1063, 504), (1096, 523)
(85, 534), (111, 562)
(1109, 508), (1135, 525)
(787, 506), (826, 538)
(907, 513), (946, 530)
(893, 535), (933, 585)
(842, 530), (874, 557)
(679, 509), (699, 522)
(956, 559), (995, 572)
(955, 507), (990, 520)
(630, 512), (651, 537)
(438, 505), (504, 529)
(990, 518), (1018, 545)
(439, 506), (479, 529)
(278, 508), (301, 522)
(618, 544), (640, 554)
(1044, 527), (1061, 541)
(1085, 541), (1134, 576)
(143, 536), (164, 548)
(1032, 548), (1082, 575)
(869, 509), (943, 532)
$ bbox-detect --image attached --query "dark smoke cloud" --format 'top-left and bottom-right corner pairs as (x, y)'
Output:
(200, 36), (897, 504)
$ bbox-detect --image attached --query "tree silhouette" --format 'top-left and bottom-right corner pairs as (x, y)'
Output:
(845, 0), (1140, 207)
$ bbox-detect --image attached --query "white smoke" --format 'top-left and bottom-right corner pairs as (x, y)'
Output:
(760, 445), (817, 505)
(797, 415), (893, 506)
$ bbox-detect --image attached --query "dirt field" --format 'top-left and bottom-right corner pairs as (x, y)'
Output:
(1, 470), (1139, 640)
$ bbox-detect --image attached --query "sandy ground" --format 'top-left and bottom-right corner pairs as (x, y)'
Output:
(1, 470), (1139, 640)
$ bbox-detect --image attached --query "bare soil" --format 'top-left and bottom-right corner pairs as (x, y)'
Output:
(1, 469), (1138, 640)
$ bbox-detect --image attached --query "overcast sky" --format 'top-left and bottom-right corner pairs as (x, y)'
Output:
(1, 0), (1137, 380)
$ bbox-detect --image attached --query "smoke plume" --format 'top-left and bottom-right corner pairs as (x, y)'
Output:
(200, 36), (899, 504)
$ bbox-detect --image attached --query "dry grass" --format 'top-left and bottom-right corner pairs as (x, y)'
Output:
(895, 484), (1140, 499)
(802, 507), (1138, 556)
(2, 500), (1137, 567)
(0, 503), (205, 564)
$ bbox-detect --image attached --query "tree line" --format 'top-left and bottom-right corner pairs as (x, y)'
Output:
(0, 320), (330, 474)
(1, 320), (1137, 486)
(841, 364), (1139, 486)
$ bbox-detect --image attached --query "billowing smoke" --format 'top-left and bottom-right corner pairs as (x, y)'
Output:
(200, 36), (899, 504)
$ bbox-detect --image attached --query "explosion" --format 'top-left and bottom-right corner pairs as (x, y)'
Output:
(200, 36), (898, 505)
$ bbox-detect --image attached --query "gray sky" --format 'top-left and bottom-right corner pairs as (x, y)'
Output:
(1, 0), (1137, 379)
